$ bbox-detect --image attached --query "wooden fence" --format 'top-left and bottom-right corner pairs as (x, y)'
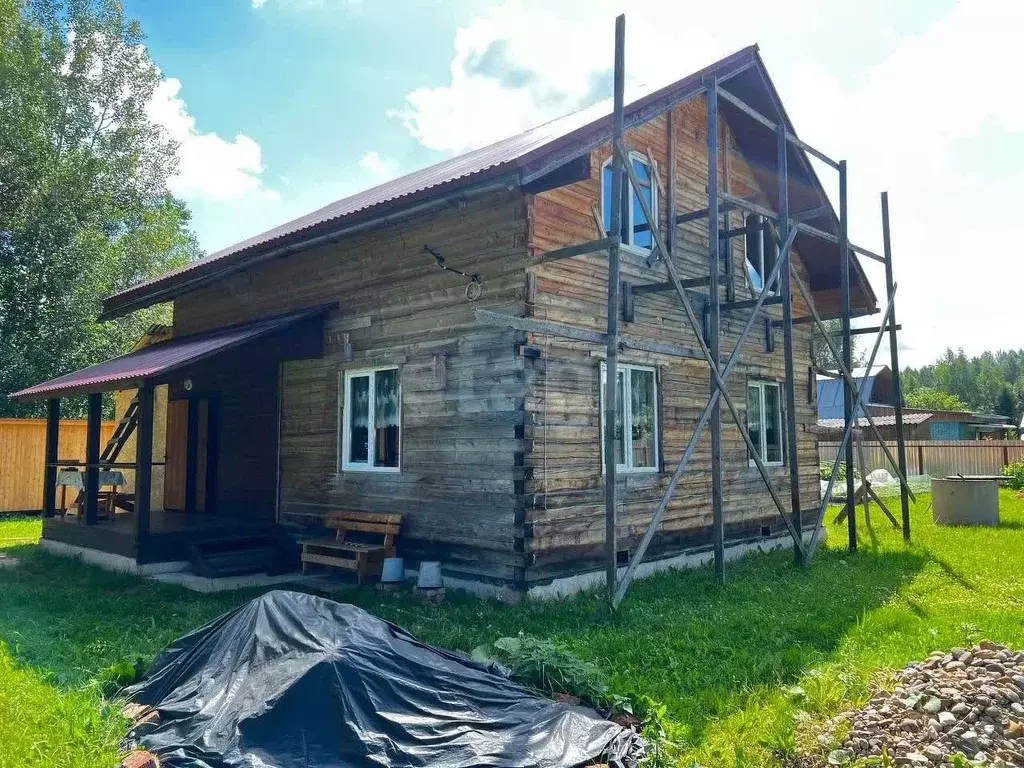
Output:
(0, 418), (115, 513)
(819, 440), (1024, 479)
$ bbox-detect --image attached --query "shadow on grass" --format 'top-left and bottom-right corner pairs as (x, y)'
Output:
(0, 537), (927, 756)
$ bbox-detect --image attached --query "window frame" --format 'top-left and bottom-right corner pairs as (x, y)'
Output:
(339, 366), (402, 473)
(600, 153), (658, 256)
(742, 213), (779, 297)
(599, 362), (660, 474)
(747, 379), (785, 468)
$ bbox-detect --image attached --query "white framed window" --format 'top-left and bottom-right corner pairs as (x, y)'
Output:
(747, 380), (784, 467)
(601, 154), (657, 254)
(340, 367), (401, 472)
(600, 363), (659, 473)
(743, 213), (778, 296)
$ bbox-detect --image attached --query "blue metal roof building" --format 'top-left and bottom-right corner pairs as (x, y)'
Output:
(816, 365), (894, 420)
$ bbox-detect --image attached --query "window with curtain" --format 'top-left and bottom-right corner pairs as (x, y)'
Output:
(341, 367), (401, 472)
(747, 380), (784, 466)
(602, 154), (656, 252)
(600, 363), (659, 472)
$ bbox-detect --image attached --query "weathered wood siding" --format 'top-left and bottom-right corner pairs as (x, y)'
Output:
(523, 98), (821, 585)
(172, 189), (530, 584)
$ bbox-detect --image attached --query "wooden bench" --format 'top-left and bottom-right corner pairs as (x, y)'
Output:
(300, 511), (401, 584)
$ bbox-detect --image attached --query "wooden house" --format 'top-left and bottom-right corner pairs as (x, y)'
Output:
(11, 46), (878, 597)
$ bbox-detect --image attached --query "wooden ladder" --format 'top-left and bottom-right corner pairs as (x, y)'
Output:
(101, 395), (139, 464)
(67, 396), (140, 517)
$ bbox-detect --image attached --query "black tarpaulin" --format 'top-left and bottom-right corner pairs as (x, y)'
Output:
(125, 590), (642, 768)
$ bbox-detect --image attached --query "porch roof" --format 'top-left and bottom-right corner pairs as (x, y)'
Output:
(10, 305), (331, 402)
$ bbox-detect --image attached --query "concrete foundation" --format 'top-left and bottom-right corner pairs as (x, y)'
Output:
(405, 527), (820, 603)
(932, 478), (1000, 526)
(38, 539), (188, 575)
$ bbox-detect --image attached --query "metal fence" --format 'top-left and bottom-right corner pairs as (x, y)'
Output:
(819, 440), (1024, 479)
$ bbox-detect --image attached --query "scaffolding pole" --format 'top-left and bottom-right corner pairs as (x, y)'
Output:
(838, 160), (857, 552)
(707, 75), (725, 584)
(882, 192), (911, 541)
(603, 14), (626, 601)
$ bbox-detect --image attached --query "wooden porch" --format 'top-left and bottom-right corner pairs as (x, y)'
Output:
(42, 509), (280, 563)
(10, 307), (332, 569)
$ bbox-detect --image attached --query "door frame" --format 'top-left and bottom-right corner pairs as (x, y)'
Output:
(165, 395), (218, 514)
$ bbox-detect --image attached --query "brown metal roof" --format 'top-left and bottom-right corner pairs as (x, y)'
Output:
(10, 306), (328, 402)
(100, 44), (876, 319)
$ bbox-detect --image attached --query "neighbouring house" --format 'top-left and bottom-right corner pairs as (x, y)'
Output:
(864, 405), (1013, 441)
(815, 412), (934, 441)
(10, 45), (879, 597)
(816, 368), (1013, 441)
(815, 365), (897, 420)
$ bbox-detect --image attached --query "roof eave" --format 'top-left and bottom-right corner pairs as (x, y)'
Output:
(99, 169), (521, 320)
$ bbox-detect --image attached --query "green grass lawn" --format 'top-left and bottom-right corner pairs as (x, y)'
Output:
(1, 491), (1023, 768)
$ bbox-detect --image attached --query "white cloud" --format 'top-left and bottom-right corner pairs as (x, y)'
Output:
(147, 77), (277, 202)
(358, 151), (398, 180)
(389, 1), (724, 154)
(779, 0), (1024, 367)
(392, 0), (1024, 367)
(252, 0), (362, 10)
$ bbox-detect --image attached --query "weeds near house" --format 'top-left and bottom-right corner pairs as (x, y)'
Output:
(1000, 457), (1024, 489)
(474, 633), (609, 701)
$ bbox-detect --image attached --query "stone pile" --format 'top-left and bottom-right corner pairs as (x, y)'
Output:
(821, 642), (1024, 767)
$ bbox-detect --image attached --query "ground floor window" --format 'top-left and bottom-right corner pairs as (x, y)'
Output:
(747, 380), (784, 466)
(341, 367), (401, 472)
(601, 363), (659, 472)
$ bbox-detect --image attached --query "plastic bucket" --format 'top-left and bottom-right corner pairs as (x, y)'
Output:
(381, 557), (405, 584)
(417, 561), (443, 589)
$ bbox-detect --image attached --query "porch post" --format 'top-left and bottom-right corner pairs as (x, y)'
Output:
(43, 399), (60, 518)
(184, 397), (198, 514)
(84, 393), (102, 525)
(135, 384), (154, 557)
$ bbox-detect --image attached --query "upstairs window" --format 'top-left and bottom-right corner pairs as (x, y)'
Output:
(602, 154), (657, 252)
(747, 380), (784, 466)
(600, 363), (659, 472)
(744, 213), (778, 295)
(341, 367), (401, 472)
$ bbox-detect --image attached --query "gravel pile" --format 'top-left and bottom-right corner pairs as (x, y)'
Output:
(821, 642), (1024, 767)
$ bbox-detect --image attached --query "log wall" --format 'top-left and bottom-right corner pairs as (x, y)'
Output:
(172, 189), (531, 584)
(165, 98), (830, 591)
(522, 97), (821, 585)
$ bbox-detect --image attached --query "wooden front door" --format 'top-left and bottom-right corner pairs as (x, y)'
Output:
(163, 398), (214, 512)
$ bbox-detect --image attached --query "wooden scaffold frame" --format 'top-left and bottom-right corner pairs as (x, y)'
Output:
(479, 14), (915, 607)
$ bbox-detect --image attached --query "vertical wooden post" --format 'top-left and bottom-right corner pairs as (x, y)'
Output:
(666, 109), (677, 260)
(43, 399), (60, 518)
(184, 397), (199, 514)
(706, 75), (725, 584)
(838, 160), (856, 552)
(918, 444), (925, 475)
(603, 14), (626, 602)
(84, 392), (102, 526)
(881, 192), (911, 541)
(135, 384), (154, 560)
(778, 127), (804, 564)
(206, 397), (219, 514)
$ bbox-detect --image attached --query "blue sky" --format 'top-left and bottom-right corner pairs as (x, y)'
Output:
(127, 0), (1022, 367)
